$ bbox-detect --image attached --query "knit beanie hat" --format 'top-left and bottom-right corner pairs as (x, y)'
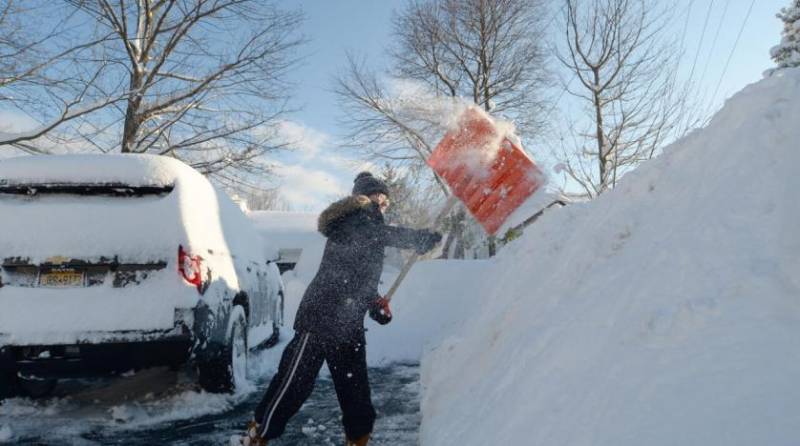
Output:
(352, 172), (390, 197)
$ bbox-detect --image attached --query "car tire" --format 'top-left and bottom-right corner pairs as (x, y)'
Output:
(18, 375), (57, 399)
(0, 349), (18, 402)
(197, 306), (248, 393)
(0, 370), (18, 403)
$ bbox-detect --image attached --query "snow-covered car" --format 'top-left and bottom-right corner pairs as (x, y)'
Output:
(0, 154), (284, 399)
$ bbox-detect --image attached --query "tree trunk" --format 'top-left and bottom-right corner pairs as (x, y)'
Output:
(487, 235), (496, 257)
(121, 73), (143, 153)
(439, 231), (455, 259)
(592, 68), (606, 192)
(451, 208), (467, 259)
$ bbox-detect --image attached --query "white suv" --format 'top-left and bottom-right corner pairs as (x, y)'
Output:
(0, 154), (283, 399)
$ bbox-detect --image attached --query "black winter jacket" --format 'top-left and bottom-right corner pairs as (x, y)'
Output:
(293, 195), (432, 338)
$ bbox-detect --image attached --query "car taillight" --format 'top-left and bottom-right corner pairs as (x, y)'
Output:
(178, 245), (204, 292)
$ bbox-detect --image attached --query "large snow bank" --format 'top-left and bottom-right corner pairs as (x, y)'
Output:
(367, 260), (489, 365)
(418, 69), (800, 445)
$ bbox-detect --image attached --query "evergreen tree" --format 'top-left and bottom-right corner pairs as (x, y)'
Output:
(771, 1), (800, 70)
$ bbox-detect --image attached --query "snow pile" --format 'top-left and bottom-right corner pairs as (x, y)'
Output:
(417, 69), (800, 445)
(366, 260), (489, 365)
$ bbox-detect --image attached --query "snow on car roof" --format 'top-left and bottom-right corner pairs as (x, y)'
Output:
(0, 154), (273, 264)
(0, 153), (195, 187)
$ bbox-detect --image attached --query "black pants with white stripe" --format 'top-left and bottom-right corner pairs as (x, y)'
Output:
(254, 331), (376, 441)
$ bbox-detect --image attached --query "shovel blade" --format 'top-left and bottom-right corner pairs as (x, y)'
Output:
(427, 107), (543, 235)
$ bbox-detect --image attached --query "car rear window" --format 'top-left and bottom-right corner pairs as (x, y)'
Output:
(0, 182), (174, 197)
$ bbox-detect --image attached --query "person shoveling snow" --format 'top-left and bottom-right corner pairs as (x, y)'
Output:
(235, 172), (442, 446)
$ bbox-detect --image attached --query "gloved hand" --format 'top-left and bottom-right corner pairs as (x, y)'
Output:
(368, 296), (393, 325)
(415, 230), (443, 254)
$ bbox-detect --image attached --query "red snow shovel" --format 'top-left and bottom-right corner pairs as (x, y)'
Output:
(427, 106), (544, 235)
(384, 106), (544, 301)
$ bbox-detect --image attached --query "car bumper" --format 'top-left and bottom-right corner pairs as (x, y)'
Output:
(0, 327), (193, 379)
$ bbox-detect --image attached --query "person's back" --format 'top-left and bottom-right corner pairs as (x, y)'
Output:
(295, 193), (435, 337)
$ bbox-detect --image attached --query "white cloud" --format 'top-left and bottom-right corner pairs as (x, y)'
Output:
(0, 109), (39, 133)
(272, 162), (348, 211)
(266, 120), (395, 210)
(324, 152), (379, 176)
(386, 77), (432, 99)
(276, 120), (330, 158)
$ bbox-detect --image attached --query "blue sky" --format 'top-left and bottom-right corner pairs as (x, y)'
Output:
(275, 0), (788, 210)
(0, 1), (789, 210)
(259, 0), (398, 210)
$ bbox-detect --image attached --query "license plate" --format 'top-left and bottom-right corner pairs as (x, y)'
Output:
(39, 269), (84, 287)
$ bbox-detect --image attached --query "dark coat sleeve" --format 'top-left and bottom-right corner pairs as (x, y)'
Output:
(379, 225), (428, 250)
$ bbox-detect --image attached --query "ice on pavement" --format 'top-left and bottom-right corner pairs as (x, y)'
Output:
(0, 425), (11, 442)
(0, 336), (288, 444)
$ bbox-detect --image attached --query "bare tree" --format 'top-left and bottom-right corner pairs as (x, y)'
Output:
(0, 1), (120, 152)
(1, 0), (304, 189)
(392, 0), (549, 133)
(379, 164), (441, 266)
(335, 0), (549, 257)
(245, 188), (291, 212)
(554, 0), (687, 197)
(54, 0), (305, 180)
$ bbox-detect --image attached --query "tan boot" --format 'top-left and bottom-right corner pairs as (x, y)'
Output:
(238, 420), (268, 446)
(345, 433), (370, 446)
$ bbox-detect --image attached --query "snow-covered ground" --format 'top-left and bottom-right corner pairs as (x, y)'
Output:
(1, 67), (797, 446)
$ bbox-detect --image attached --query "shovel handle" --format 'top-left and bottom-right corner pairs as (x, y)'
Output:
(384, 196), (459, 302)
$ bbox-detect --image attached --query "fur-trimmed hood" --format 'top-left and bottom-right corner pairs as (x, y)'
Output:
(318, 195), (375, 237)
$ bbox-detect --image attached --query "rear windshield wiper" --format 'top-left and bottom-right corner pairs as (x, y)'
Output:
(0, 182), (174, 197)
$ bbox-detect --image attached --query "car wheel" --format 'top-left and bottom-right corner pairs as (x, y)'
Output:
(197, 306), (248, 393)
(17, 374), (57, 399)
